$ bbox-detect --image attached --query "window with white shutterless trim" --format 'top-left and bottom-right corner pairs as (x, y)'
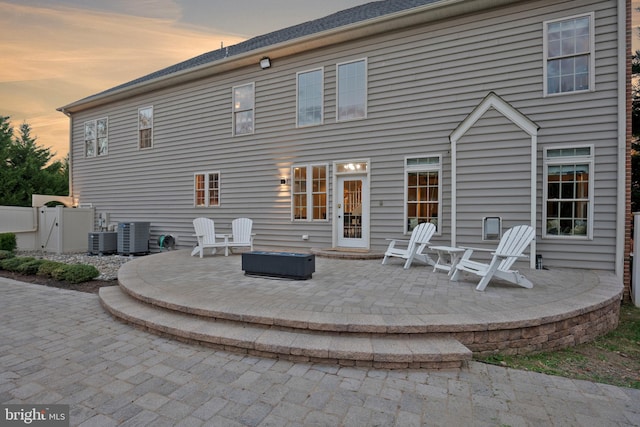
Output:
(291, 164), (328, 221)
(543, 13), (595, 96)
(194, 172), (220, 207)
(405, 155), (441, 233)
(543, 145), (593, 239)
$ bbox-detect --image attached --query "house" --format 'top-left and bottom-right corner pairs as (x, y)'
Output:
(58, 0), (631, 297)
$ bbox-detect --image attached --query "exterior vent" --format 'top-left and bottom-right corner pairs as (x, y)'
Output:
(88, 232), (117, 255)
(117, 222), (150, 255)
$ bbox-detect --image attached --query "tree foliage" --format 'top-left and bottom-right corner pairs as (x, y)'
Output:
(0, 116), (68, 207)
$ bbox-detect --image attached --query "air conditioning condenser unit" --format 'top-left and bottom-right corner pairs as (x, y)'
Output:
(117, 222), (150, 255)
(88, 232), (117, 255)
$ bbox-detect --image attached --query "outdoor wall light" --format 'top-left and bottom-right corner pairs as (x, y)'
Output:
(280, 177), (287, 185)
(260, 57), (271, 69)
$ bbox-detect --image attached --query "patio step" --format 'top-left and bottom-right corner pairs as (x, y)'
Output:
(99, 286), (472, 369)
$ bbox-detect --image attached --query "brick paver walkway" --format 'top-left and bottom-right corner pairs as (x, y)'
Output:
(1, 278), (639, 426)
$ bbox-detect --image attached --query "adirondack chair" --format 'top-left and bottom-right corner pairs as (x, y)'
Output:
(450, 225), (535, 292)
(228, 217), (254, 254)
(382, 222), (436, 269)
(190, 217), (229, 257)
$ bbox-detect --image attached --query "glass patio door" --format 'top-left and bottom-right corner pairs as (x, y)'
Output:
(337, 175), (368, 248)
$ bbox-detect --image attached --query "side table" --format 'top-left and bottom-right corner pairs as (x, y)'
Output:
(429, 246), (465, 276)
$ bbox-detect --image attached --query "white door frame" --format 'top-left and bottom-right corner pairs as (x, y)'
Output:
(333, 159), (370, 249)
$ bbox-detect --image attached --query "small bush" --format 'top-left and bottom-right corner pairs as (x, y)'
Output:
(52, 264), (100, 284)
(0, 256), (35, 272)
(16, 259), (46, 275)
(0, 233), (16, 252)
(64, 264), (100, 283)
(50, 266), (68, 281)
(37, 260), (66, 277)
(0, 250), (15, 260)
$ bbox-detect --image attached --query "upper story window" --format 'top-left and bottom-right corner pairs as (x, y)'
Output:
(84, 118), (108, 157)
(405, 155), (441, 233)
(233, 83), (254, 135)
(543, 145), (593, 239)
(297, 68), (323, 127)
(292, 164), (328, 221)
(194, 172), (220, 207)
(138, 106), (153, 149)
(543, 13), (594, 96)
(337, 59), (367, 121)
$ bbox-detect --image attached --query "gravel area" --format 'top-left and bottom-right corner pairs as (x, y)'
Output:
(15, 251), (135, 281)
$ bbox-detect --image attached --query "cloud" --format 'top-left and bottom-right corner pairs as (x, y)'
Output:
(0, 2), (245, 160)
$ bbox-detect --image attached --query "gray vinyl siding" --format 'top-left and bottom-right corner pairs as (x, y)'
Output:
(456, 110), (533, 250)
(68, 0), (621, 270)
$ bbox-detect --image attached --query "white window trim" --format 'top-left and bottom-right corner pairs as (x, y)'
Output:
(138, 106), (153, 150)
(404, 154), (442, 235)
(194, 171), (221, 208)
(336, 58), (368, 122)
(296, 67), (324, 128)
(232, 82), (255, 136)
(542, 144), (594, 239)
(291, 163), (329, 222)
(83, 117), (108, 158)
(543, 12), (595, 97)
(96, 117), (108, 156)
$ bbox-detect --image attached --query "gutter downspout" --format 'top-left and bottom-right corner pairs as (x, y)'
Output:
(58, 107), (73, 205)
(615, 0), (627, 280)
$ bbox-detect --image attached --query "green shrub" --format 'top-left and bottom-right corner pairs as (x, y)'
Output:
(52, 264), (100, 284)
(37, 260), (66, 277)
(50, 266), (68, 281)
(16, 259), (46, 275)
(64, 264), (100, 284)
(0, 254), (100, 284)
(0, 256), (35, 272)
(0, 250), (15, 260)
(0, 233), (16, 252)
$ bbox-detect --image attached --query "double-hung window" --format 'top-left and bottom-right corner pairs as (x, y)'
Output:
(138, 106), (153, 149)
(84, 118), (108, 157)
(292, 164), (328, 221)
(233, 83), (254, 135)
(194, 172), (220, 207)
(543, 146), (593, 238)
(337, 59), (367, 121)
(544, 13), (594, 96)
(297, 68), (323, 127)
(405, 156), (441, 233)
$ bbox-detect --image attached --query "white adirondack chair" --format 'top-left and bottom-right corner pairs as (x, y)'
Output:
(228, 217), (254, 253)
(382, 222), (437, 269)
(450, 225), (535, 292)
(191, 217), (229, 258)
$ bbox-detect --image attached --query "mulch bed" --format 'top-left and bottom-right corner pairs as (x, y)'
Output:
(0, 270), (117, 294)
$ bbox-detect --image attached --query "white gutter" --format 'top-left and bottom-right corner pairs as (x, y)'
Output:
(58, 107), (74, 204)
(58, 0), (523, 114)
(615, 0), (627, 279)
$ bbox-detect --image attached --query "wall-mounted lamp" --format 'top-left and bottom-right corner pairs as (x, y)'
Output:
(260, 57), (271, 69)
(280, 177), (287, 185)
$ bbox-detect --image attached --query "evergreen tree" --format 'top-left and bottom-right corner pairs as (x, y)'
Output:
(0, 116), (69, 206)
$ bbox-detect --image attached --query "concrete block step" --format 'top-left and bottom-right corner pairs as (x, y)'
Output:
(99, 286), (472, 369)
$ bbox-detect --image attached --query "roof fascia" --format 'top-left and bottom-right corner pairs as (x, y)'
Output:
(58, 0), (523, 114)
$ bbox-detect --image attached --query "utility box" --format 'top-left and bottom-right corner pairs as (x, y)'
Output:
(88, 232), (117, 255)
(117, 222), (150, 255)
(242, 251), (315, 280)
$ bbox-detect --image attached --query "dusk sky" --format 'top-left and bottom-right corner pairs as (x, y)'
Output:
(0, 0), (371, 161)
(1, 0), (639, 162)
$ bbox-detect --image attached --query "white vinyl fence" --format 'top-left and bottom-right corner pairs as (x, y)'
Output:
(0, 205), (94, 253)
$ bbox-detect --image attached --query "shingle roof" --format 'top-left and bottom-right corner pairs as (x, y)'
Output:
(82, 0), (440, 100)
